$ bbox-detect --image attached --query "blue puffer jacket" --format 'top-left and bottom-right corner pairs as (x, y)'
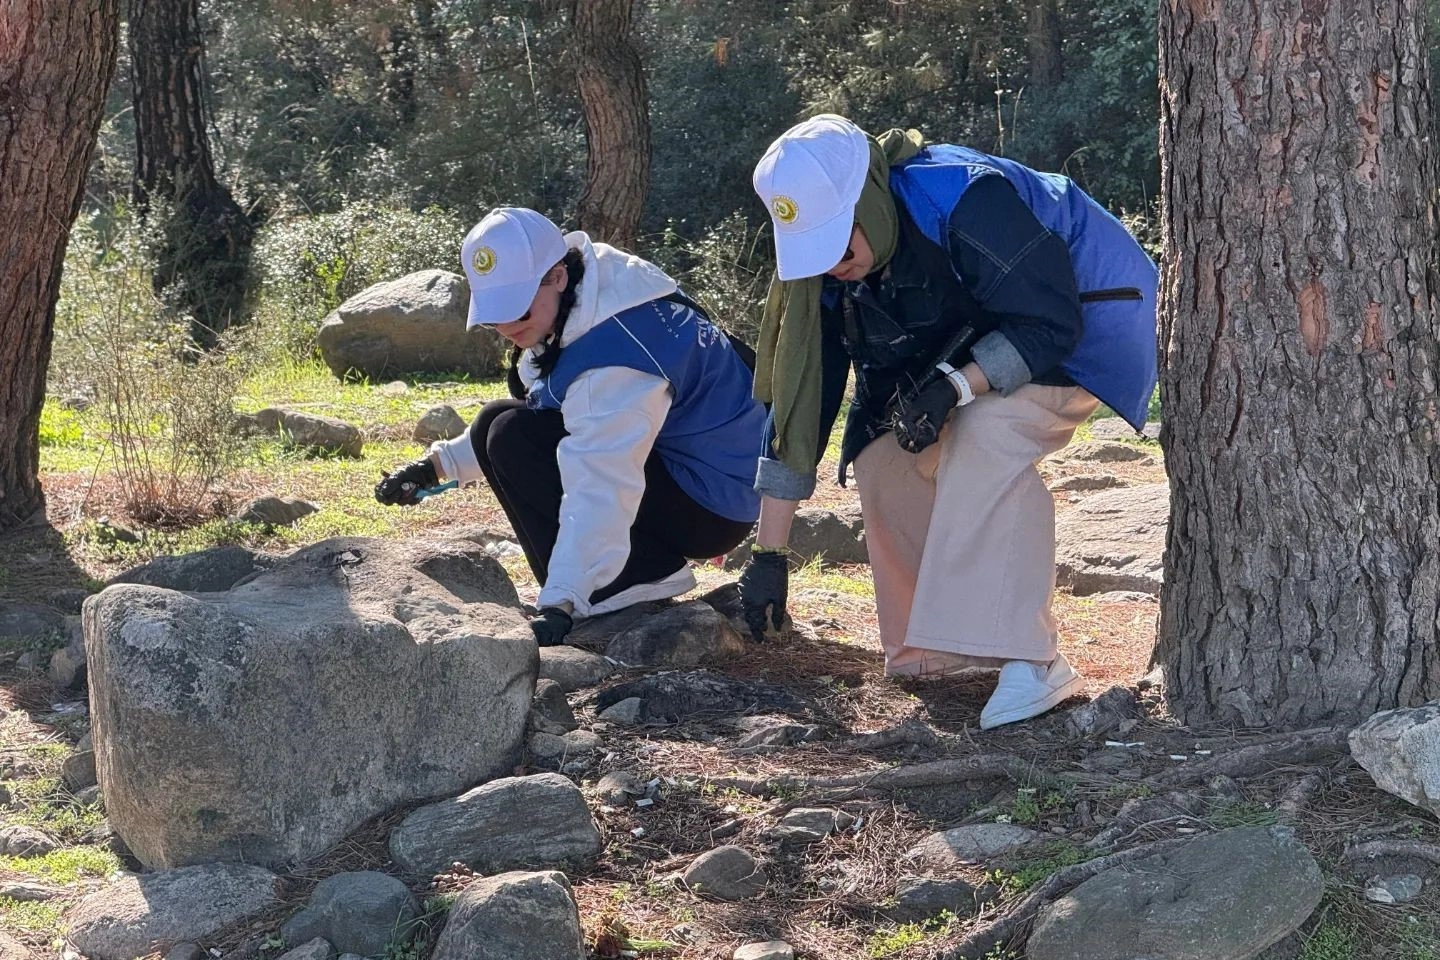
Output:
(889, 144), (1158, 427)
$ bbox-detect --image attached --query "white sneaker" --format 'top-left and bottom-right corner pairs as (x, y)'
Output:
(582, 566), (697, 617)
(979, 652), (1085, 730)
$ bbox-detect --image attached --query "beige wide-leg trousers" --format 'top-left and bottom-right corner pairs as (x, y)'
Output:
(852, 384), (1098, 676)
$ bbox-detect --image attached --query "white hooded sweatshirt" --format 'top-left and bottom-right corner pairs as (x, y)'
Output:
(428, 232), (681, 614)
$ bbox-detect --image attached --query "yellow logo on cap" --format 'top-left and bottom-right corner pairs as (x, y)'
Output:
(472, 246), (497, 275)
(772, 196), (798, 224)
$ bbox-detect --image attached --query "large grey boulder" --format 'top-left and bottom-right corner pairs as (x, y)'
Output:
(414, 405), (468, 444)
(1089, 417), (1161, 442)
(1350, 703), (1440, 817)
(389, 772), (601, 878)
(724, 505), (867, 568)
(1028, 826), (1323, 960)
(235, 496), (319, 527)
(682, 846), (768, 900)
(430, 871), (585, 960)
(1055, 482), (1168, 596)
(538, 646), (616, 692)
(66, 863), (280, 960)
(110, 545), (275, 593)
(85, 537), (534, 870)
(317, 270), (504, 381)
(280, 872), (419, 957)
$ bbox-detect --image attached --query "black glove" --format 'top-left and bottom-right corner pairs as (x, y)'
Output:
(374, 457), (439, 506)
(738, 549), (789, 642)
(891, 378), (960, 454)
(530, 606), (573, 647)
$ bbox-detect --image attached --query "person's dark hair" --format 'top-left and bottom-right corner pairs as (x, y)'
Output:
(505, 247), (585, 398)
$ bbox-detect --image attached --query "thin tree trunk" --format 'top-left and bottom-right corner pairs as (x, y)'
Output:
(0, 1), (121, 531)
(130, 0), (251, 346)
(1027, 0), (1063, 89)
(571, 0), (650, 248)
(1156, 0), (1440, 727)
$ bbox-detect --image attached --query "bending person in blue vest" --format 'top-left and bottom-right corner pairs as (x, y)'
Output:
(737, 115), (1158, 729)
(377, 207), (765, 646)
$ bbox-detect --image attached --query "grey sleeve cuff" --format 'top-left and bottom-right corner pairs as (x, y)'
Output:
(971, 331), (1034, 396)
(755, 456), (816, 501)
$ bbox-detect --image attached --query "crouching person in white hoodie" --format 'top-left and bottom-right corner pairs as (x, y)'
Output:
(376, 208), (766, 647)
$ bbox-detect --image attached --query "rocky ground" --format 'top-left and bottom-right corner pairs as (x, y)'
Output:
(5, 401), (1440, 960)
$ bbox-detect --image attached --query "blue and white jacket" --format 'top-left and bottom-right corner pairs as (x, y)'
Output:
(432, 233), (763, 612)
(757, 144), (1159, 500)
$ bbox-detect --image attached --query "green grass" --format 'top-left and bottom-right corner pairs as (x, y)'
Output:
(8, 777), (109, 844)
(0, 897), (66, 936)
(1206, 799), (1279, 828)
(866, 911), (957, 958)
(0, 845), (120, 883)
(986, 842), (1092, 896)
(1301, 919), (1358, 960)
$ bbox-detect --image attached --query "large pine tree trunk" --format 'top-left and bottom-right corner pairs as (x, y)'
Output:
(1027, 0), (1063, 89)
(130, 0), (251, 346)
(571, 0), (650, 248)
(1156, 0), (1440, 727)
(0, 1), (121, 531)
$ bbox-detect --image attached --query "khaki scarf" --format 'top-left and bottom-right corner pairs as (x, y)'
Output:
(752, 127), (925, 477)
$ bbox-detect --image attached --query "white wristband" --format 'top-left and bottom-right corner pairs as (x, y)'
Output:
(936, 362), (976, 407)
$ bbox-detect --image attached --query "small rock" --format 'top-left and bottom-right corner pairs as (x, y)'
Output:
(379, 380), (410, 395)
(277, 938), (337, 960)
(67, 863), (280, 960)
(736, 723), (824, 749)
(63, 750), (97, 791)
(529, 729), (602, 765)
(94, 517), (141, 544)
(594, 772), (647, 806)
(74, 785), (102, 805)
(414, 405), (467, 443)
(598, 697), (644, 725)
(0, 783), (10, 806)
(771, 808), (851, 845)
(1051, 474), (1125, 493)
(430, 871), (585, 960)
(1136, 666), (1165, 691)
(0, 825), (57, 857)
(1089, 590), (1157, 603)
(257, 408), (364, 457)
(604, 601), (746, 668)
(60, 394), (94, 412)
(538, 646), (616, 692)
(235, 496), (319, 527)
(0, 879), (65, 901)
(682, 846), (767, 900)
(884, 877), (981, 923)
(1364, 874), (1424, 904)
(48, 642), (87, 689)
(389, 772), (602, 878)
(164, 944), (205, 960)
(1066, 686), (1141, 738)
(1350, 703), (1440, 818)
(734, 942), (794, 960)
(280, 872), (418, 957)
(529, 679), (579, 735)
(1061, 440), (1152, 463)
(907, 824), (1042, 866)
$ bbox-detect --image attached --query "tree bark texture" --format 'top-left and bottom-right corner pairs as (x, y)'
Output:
(130, 0), (251, 345)
(1027, 0), (1063, 89)
(1156, 0), (1440, 727)
(0, 1), (121, 530)
(571, 0), (650, 248)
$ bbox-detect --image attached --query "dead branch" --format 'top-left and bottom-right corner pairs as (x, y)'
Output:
(1276, 768), (1326, 824)
(1342, 840), (1440, 866)
(942, 836), (1192, 959)
(1153, 726), (1348, 787)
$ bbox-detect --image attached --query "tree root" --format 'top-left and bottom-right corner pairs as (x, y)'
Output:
(837, 717), (941, 753)
(1153, 726), (1348, 787)
(1085, 790), (1206, 849)
(1342, 840), (1440, 866)
(1276, 768), (1326, 824)
(942, 836), (1192, 959)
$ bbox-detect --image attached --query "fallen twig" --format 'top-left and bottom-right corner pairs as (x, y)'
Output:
(1276, 768), (1326, 824)
(942, 836), (1192, 959)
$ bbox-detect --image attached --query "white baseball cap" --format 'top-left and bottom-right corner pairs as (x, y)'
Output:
(460, 207), (569, 328)
(753, 114), (870, 281)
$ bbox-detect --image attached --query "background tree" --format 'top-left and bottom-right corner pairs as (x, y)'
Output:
(0, 0), (121, 531)
(129, 0), (253, 345)
(570, 0), (651, 247)
(1155, 0), (1440, 726)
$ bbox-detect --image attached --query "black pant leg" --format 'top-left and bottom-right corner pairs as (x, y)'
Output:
(469, 399), (567, 584)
